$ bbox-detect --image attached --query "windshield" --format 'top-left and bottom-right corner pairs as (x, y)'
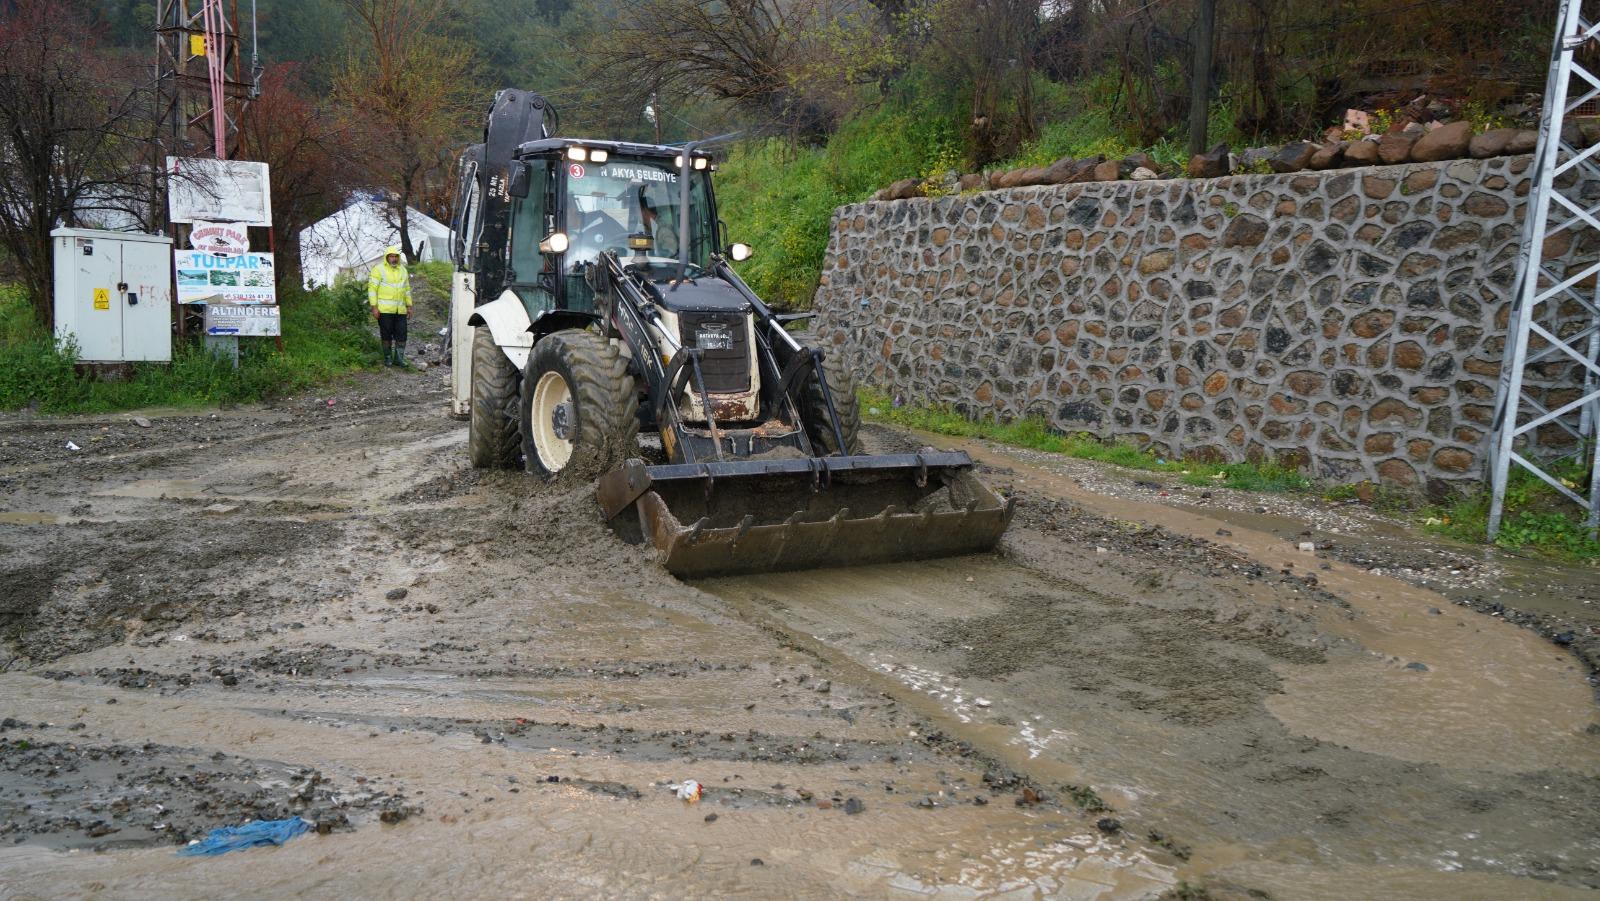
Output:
(561, 156), (714, 279)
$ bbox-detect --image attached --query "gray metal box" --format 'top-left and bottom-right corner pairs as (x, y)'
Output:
(52, 227), (173, 363)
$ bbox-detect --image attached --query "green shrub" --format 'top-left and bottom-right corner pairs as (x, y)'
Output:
(717, 102), (965, 309)
(1425, 463), (1600, 561)
(0, 280), (379, 413)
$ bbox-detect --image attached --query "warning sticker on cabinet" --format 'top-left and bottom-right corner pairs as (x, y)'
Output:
(93, 288), (110, 310)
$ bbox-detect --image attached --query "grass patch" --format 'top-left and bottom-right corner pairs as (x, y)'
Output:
(859, 388), (1311, 493)
(0, 280), (379, 414)
(1423, 464), (1600, 562)
(716, 103), (963, 309)
(410, 260), (453, 299)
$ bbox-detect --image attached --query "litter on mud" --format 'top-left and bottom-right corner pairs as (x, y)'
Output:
(177, 817), (312, 857)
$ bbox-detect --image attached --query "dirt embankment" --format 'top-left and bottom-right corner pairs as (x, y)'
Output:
(0, 376), (1596, 899)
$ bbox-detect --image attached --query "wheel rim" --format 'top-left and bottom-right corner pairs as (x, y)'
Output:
(530, 370), (574, 471)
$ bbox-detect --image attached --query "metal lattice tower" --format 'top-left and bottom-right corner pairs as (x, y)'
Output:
(154, 0), (259, 161)
(1488, 0), (1600, 538)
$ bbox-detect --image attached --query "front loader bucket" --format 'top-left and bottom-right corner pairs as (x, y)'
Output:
(597, 453), (1015, 578)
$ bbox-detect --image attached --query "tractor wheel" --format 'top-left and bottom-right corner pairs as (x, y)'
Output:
(467, 326), (521, 469)
(802, 349), (863, 455)
(521, 329), (638, 480)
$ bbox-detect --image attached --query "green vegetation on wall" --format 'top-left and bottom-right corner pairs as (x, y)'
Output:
(717, 103), (961, 309)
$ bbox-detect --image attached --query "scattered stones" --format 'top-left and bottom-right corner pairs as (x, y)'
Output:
(843, 797), (864, 815)
(1308, 143), (1346, 170)
(1343, 139), (1380, 166)
(1188, 143), (1231, 178)
(385, 588), (409, 601)
(1270, 142), (1319, 173)
(1410, 121), (1474, 163)
(1506, 130), (1538, 154)
(1096, 817), (1122, 834)
(1404, 661), (1430, 672)
(1377, 133), (1416, 165)
(1470, 128), (1519, 159)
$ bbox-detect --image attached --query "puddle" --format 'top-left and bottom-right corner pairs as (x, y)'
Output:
(941, 437), (1600, 775)
(0, 511), (63, 525)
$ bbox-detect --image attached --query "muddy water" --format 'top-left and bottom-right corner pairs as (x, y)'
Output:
(943, 436), (1599, 769)
(4, 372), (1597, 898)
(700, 437), (1600, 898)
(0, 377), (1185, 899)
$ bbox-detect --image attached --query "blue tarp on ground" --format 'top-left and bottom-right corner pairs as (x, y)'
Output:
(177, 817), (312, 857)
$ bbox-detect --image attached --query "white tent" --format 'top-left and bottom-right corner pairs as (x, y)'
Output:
(299, 198), (450, 289)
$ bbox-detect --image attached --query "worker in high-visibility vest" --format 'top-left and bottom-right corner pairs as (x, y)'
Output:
(368, 246), (413, 368)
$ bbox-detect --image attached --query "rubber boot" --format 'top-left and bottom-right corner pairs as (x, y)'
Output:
(394, 342), (411, 370)
(381, 341), (393, 367)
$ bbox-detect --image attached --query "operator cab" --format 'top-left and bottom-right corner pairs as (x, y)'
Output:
(504, 139), (726, 319)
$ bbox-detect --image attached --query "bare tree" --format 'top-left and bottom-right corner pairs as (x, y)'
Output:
(598, 0), (868, 141)
(0, 0), (155, 328)
(924, 0), (1043, 165)
(334, 0), (476, 262)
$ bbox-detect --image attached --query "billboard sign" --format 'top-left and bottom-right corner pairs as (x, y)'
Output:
(175, 251), (276, 305)
(204, 302), (281, 337)
(166, 157), (272, 227)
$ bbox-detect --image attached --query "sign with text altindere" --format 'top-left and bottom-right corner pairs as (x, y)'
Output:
(175, 251), (276, 305)
(204, 302), (280, 337)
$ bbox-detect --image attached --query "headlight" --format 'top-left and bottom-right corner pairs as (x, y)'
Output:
(590, 148), (608, 163)
(729, 243), (753, 262)
(566, 146), (588, 161)
(540, 232), (569, 254)
(693, 157), (708, 170)
(673, 155), (684, 168)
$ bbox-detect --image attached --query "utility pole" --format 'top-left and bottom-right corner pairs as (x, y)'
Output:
(155, 0), (257, 163)
(1188, 0), (1217, 156)
(1487, 0), (1600, 539)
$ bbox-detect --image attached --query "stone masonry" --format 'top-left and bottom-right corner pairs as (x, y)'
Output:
(813, 155), (1593, 494)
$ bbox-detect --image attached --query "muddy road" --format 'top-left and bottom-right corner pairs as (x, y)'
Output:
(2, 370), (1597, 899)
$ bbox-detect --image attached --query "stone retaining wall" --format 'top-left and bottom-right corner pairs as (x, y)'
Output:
(813, 155), (1593, 493)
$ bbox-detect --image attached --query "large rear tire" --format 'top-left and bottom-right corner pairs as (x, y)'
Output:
(468, 326), (521, 469)
(802, 349), (862, 455)
(521, 329), (638, 480)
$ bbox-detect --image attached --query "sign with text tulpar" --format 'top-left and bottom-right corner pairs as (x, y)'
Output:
(175, 251), (276, 305)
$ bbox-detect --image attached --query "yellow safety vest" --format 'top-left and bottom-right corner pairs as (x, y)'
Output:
(367, 262), (412, 314)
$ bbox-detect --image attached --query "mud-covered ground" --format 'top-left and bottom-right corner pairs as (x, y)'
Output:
(1, 366), (1597, 899)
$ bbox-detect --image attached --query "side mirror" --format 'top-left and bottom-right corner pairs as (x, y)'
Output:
(508, 163), (530, 198)
(540, 232), (569, 254)
(728, 242), (754, 262)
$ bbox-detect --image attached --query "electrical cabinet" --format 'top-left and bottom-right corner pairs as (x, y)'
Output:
(52, 227), (173, 363)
